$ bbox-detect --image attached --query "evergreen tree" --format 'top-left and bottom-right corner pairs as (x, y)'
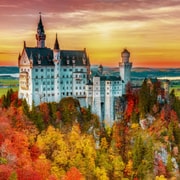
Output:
(132, 135), (144, 170)
(22, 99), (30, 117)
(59, 97), (81, 126)
(143, 139), (154, 176)
(169, 90), (180, 119)
(138, 79), (151, 118)
(1, 89), (14, 108)
(166, 154), (173, 173)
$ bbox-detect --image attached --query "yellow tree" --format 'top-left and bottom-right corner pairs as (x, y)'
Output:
(36, 126), (69, 178)
(67, 124), (97, 179)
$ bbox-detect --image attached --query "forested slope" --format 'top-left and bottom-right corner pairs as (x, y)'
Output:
(0, 79), (180, 179)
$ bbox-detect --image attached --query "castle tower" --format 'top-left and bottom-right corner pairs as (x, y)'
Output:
(119, 49), (132, 86)
(53, 34), (61, 102)
(36, 13), (46, 48)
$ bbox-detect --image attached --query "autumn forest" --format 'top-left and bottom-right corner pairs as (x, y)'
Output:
(0, 79), (180, 180)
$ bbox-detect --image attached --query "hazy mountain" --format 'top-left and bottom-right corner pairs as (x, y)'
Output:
(0, 66), (179, 79)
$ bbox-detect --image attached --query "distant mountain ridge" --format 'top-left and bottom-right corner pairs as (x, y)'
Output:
(0, 66), (19, 74)
(0, 66), (179, 79)
(91, 65), (180, 79)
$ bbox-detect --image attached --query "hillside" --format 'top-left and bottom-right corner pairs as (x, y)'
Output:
(0, 81), (179, 179)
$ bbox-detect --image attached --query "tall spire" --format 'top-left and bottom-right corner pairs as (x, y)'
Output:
(54, 33), (60, 50)
(38, 12), (44, 33)
(36, 12), (46, 48)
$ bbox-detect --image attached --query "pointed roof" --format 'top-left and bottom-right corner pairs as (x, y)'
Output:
(121, 48), (130, 55)
(37, 14), (45, 33)
(54, 33), (60, 50)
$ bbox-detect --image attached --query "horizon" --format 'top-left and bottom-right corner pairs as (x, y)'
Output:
(0, 0), (180, 68)
(0, 64), (180, 70)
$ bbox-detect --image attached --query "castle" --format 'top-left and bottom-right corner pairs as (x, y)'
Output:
(18, 15), (132, 125)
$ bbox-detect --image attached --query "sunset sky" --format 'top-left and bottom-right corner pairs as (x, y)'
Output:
(0, 0), (180, 67)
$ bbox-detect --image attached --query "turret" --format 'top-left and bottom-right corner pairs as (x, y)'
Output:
(53, 34), (60, 61)
(119, 49), (132, 87)
(121, 49), (130, 63)
(98, 64), (103, 75)
(36, 13), (46, 48)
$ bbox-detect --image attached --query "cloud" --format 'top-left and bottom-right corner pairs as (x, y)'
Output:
(0, 51), (17, 55)
(0, 4), (17, 8)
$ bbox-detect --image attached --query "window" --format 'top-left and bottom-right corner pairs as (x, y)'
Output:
(41, 69), (43, 72)
(51, 69), (54, 72)
(35, 69), (38, 72)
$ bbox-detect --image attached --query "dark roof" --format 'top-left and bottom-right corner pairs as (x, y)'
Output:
(54, 34), (60, 50)
(60, 50), (90, 66)
(99, 64), (103, 68)
(100, 75), (121, 81)
(25, 47), (54, 66)
(37, 15), (45, 33)
(25, 47), (90, 67)
(122, 48), (130, 54)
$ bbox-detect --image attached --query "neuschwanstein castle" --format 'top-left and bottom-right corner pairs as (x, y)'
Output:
(18, 15), (132, 125)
